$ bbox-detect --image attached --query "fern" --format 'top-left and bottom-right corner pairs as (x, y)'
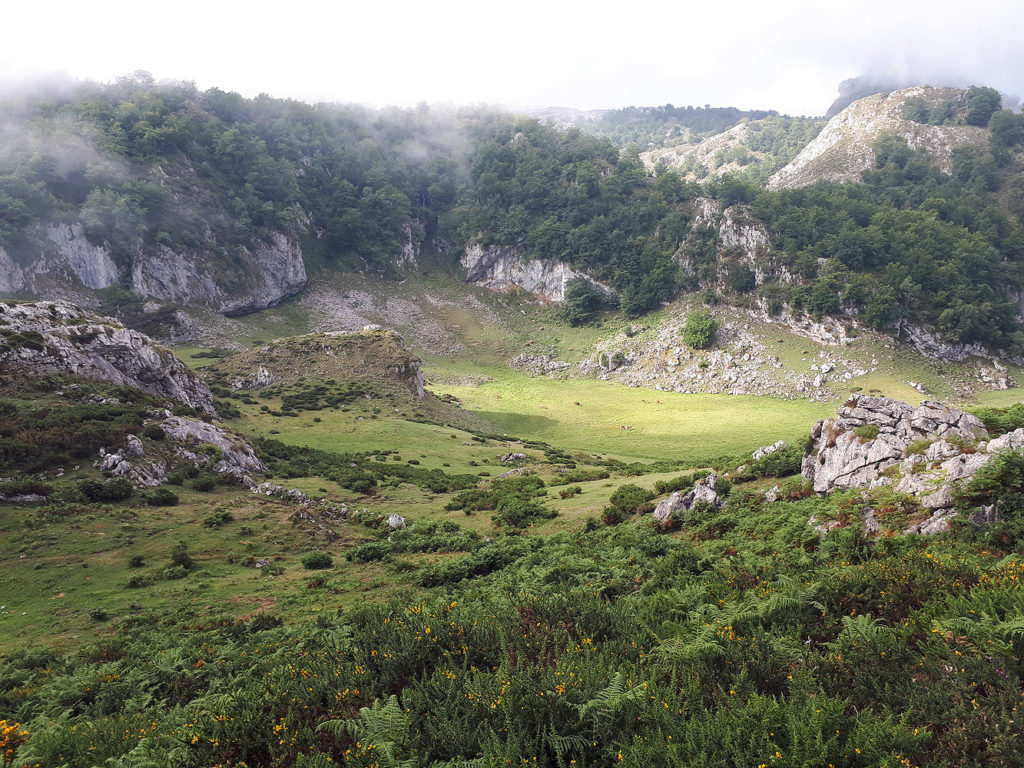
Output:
(318, 694), (414, 768)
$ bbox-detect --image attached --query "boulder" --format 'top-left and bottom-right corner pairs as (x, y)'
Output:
(752, 440), (787, 461)
(802, 394), (1024, 533)
(652, 474), (723, 524)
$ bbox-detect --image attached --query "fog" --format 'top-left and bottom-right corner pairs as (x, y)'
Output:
(5, 0), (1024, 115)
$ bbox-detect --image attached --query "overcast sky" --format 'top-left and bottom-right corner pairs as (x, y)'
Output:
(5, 0), (1023, 116)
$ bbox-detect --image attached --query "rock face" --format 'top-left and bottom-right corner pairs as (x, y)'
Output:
(461, 244), (613, 302)
(93, 413), (266, 489)
(680, 198), (783, 290)
(0, 224), (121, 297)
(652, 474), (723, 524)
(0, 300), (215, 414)
(160, 414), (266, 479)
(769, 87), (988, 190)
(0, 224), (306, 317)
(802, 394), (1024, 533)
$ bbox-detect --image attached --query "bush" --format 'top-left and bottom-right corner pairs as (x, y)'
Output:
(78, 477), (134, 502)
(192, 475), (217, 492)
(202, 508), (233, 527)
(144, 488), (178, 506)
(608, 484), (655, 515)
(302, 552), (334, 570)
(683, 309), (718, 349)
(142, 424), (165, 440)
(170, 540), (194, 570)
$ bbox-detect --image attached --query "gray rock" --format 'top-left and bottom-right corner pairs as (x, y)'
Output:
(498, 453), (527, 464)
(387, 514), (406, 530)
(161, 416), (266, 477)
(801, 394), (1019, 534)
(652, 474), (722, 524)
(987, 428), (1024, 454)
(752, 440), (787, 461)
(0, 301), (215, 414)
(461, 243), (615, 302)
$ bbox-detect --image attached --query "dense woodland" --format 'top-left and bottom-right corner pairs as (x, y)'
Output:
(3, 75), (1024, 348)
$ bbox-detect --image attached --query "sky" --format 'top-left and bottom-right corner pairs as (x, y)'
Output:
(5, 0), (1024, 116)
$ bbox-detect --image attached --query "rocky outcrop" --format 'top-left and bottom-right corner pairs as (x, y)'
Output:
(160, 414), (266, 480)
(205, 329), (426, 399)
(802, 395), (1023, 533)
(752, 440), (788, 461)
(98, 434), (168, 487)
(803, 396), (987, 494)
(1, 224), (306, 317)
(769, 87), (988, 190)
(679, 198), (781, 289)
(92, 413), (266, 489)
(461, 244), (613, 302)
(0, 223), (121, 296)
(652, 474), (723, 524)
(641, 122), (767, 180)
(0, 300), (215, 414)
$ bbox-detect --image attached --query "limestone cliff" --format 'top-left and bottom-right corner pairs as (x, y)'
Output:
(768, 87), (988, 190)
(0, 224), (306, 317)
(0, 300), (215, 414)
(461, 244), (614, 302)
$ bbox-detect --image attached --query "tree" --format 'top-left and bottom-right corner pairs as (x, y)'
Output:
(558, 278), (607, 326)
(683, 309), (718, 349)
(965, 86), (1002, 127)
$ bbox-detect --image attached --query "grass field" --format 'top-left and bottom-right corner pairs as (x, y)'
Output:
(431, 364), (831, 463)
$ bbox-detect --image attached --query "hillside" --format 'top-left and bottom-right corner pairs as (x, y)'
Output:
(3, 78), (1024, 361)
(768, 87), (989, 189)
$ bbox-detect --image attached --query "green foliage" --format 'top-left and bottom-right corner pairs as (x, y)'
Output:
(607, 483), (655, 515)
(683, 308), (718, 349)
(78, 477), (134, 502)
(558, 278), (609, 326)
(143, 487), (178, 506)
(854, 424), (880, 440)
(301, 552), (334, 570)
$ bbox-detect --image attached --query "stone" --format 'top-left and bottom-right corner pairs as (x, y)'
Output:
(387, 514), (406, 530)
(752, 440), (787, 461)
(0, 301), (215, 414)
(498, 453), (527, 464)
(652, 474), (722, 524)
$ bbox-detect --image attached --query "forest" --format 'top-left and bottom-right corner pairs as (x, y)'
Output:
(4, 76), (1024, 349)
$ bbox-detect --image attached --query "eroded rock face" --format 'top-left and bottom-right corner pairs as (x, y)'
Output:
(160, 414), (266, 479)
(802, 396), (987, 495)
(802, 394), (1024, 533)
(0, 300), (215, 414)
(0, 224), (306, 317)
(461, 244), (613, 302)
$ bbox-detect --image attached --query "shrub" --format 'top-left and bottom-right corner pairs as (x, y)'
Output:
(683, 309), (718, 349)
(302, 552), (334, 570)
(192, 475), (217, 492)
(128, 555), (146, 568)
(144, 488), (178, 506)
(608, 484), (655, 515)
(202, 508), (233, 527)
(854, 424), (880, 440)
(142, 424), (165, 440)
(78, 477), (134, 502)
(345, 542), (391, 563)
(170, 540), (194, 570)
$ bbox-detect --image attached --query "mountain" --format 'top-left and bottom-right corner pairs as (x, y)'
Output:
(2, 77), (1024, 359)
(769, 87), (988, 189)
